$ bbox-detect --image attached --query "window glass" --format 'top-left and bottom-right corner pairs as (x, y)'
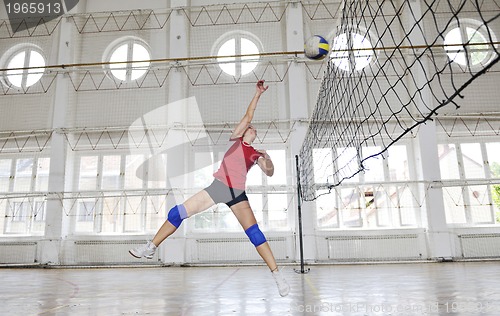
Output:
(108, 39), (150, 81)
(102, 155), (121, 190)
(362, 146), (384, 182)
(268, 193), (288, 229)
(79, 156), (98, 190)
(340, 188), (362, 227)
(35, 158), (50, 191)
(331, 32), (373, 71)
(313, 148), (333, 184)
(388, 145), (409, 181)
(461, 143), (485, 178)
(5, 49), (45, 88)
(486, 143), (500, 178)
(337, 147), (359, 183)
(216, 33), (261, 76)
(193, 152), (213, 188)
(0, 159), (12, 191)
(125, 155), (144, 189)
(6, 51), (25, 87)
(13, 158), (33, 192)
(443, 187), (467, 224)
(267, 150), (286, 185)
(444, 22), (494, 67)
(247, 163), (262, 185)
(316, 189), (338, 228)
(75, 200), (96, 233)
(438, 144), (460, 180)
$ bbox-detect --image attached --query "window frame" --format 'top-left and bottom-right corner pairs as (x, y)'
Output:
(0, 43), (46, 89)
(312, 141), (418, 230)
(439, 139), (500, 226)
(443, 19), (498, 70)
(0, 155), (50, 235)
(211, 30), (263, 78)
(330, 28), (375, 73)
(72, 151), (168, 235)
(102, 36), (152, 82)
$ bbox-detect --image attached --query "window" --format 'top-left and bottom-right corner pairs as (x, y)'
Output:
(101, 155), (121, 190)
(444, 20), (497, 68)
(314, 144), (417, 229)
(104, 37), (151, 82)
(35, 158), (50, 191)
(362, 146), (384, 182)
(13, 158), (33, 192)
(78, 156), (98, 190)
(440, 141), (500, 225)
(213, 31), (262, 77)
(438, 144), (460, 180)
(1, 44), (45, 88)
(72, 153), (168, 234)
(11, 202), (28, 222)
(1, 157), (49, 235)
(331, 32), (374, 72)
(387, 145), (410, 181)
(0, 159), (12, 191)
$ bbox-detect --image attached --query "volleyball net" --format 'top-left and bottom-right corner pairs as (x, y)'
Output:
(299, 0), (500, 201)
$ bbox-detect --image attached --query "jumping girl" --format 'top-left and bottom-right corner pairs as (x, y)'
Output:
(129, 80), (290, 297)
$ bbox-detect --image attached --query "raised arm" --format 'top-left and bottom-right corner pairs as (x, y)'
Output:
(230, 80), (269, 140)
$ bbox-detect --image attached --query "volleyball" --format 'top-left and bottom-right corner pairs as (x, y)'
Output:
(304, 35), (330, 60)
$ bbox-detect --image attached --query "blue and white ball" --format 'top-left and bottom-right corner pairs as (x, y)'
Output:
(304, 35), (330, 60)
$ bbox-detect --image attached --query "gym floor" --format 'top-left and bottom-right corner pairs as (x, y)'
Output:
(1, 262), (499, 315)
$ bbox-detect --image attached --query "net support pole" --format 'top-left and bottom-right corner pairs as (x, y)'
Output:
(295, 155), (310, 274)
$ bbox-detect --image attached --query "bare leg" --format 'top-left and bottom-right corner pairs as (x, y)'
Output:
(151, 190), (215, 246)
(230, 200), (278, 271)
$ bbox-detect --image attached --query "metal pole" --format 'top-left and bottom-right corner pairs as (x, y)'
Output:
(295, 155), (309, 274)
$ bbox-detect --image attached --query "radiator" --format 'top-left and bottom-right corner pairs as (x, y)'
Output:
(195, 237), (289, 263)
(459, 234), (500, 258)
(73, 240), (158, 264)
(326, 234), (423, 261)
(0, 242), (37, 264)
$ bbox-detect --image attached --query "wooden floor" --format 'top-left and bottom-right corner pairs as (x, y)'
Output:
(1, 262), (500, 315)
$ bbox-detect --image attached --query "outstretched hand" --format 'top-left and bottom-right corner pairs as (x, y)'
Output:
(256, 80), (269, 95)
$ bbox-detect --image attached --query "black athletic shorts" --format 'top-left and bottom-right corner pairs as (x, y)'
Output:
(204, 179), (248, 207)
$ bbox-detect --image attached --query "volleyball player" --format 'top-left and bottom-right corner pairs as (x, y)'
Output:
(129, 80), (290, 297)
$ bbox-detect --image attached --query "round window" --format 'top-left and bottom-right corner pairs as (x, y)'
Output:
(331, 32), (374, 72)
(1, 45), (45, 88)
(213, 32), (262, 77)
(104, 37), (151, 82)
(444, 20), (496, 68)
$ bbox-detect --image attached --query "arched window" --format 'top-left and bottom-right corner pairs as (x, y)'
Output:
(444, 20), (497, 68)
(213, 31), (262, 77)
(1, 44), (45, 89)
(103, 37), (151, 82)
(331, 32), (374, 72)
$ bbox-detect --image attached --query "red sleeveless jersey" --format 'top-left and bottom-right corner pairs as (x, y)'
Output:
(213, 137), (263, 190)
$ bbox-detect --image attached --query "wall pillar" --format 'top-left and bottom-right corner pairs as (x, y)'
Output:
(285, 2), (316, 262)
(159, 0), (189, 264)
(406, 0), (453, 259)
(41, 17), (74, 264)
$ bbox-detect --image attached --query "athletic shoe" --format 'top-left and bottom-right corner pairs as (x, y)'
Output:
(272, 268), (290, 297)
(129, 241), (157, 259)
